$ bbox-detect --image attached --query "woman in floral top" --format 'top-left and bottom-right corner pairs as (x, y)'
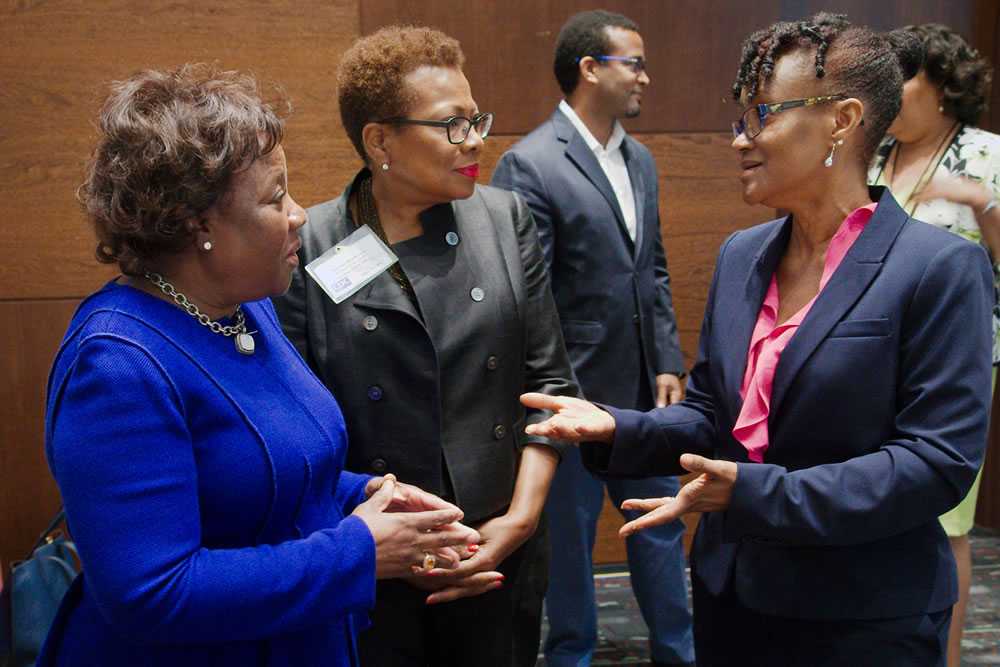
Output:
(870, 24), (1000, 667)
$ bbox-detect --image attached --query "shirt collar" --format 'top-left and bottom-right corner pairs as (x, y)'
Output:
(558, 99), (626, 154)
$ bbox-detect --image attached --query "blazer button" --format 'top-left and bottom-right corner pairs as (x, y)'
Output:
(363, 315), (378, 331)
(470, 287), (485, 302)
(371, 458), (387, 473)
(493, 424), (506, 440)
(367, 385), (383, 401)
(632, 313), (640, 324)
(445, 231), (460, 246)
(487, 355), (499, 371)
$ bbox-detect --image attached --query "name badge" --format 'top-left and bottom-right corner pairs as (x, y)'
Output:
(305, 225), (398, 304)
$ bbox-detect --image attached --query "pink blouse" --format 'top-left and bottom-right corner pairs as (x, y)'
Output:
(732, 203), (877, 462)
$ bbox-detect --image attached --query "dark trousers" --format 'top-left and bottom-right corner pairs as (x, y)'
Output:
(358, 523), (547, 666)
(691, 567), (951, 666)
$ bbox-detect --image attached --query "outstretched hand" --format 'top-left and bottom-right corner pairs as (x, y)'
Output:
(520, 393), (616, 443)
(619, 454), (738, 537)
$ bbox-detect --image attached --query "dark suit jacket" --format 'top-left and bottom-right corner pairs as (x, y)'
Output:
(274, 173), (578, 524)
(584, 188), (994, 620)
(491, 108), (683, 406)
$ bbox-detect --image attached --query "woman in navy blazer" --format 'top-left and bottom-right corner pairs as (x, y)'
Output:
(522, 14), (993, 666)
(40, 65), (477, 666)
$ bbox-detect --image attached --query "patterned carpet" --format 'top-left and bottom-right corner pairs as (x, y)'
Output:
(537, 528), (1000, 666)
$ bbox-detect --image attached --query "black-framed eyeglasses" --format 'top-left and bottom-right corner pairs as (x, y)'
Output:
(578, 55), (647, 73)
(732, 94), (846, 139)
(378, 112), (494, 145)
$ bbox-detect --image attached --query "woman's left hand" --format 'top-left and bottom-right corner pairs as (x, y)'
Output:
(619, 454), (738, 537)
(421, 512), (535, 605)
(365, 474), (461, 514)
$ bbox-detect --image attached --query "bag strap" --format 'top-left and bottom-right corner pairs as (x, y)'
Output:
(28, 508), (66, 557)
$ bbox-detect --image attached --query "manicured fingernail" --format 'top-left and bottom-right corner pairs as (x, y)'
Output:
(467, 544), (479, 552)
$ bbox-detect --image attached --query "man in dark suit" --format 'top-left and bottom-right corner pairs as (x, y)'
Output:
(491, 10), (694, 667)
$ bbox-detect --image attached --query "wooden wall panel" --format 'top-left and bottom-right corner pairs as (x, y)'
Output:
(0, 300), (79, 570)
(0, 0), (362, 301)
(0, 0), (365, 573)
(362, 0), (979, 137)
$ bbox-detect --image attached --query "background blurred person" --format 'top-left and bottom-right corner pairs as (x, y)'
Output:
(870, 23), (1000, 667)
(491, 10), (694, 667)
(274, 26), (579, 667)
(41, 64), (477, 667)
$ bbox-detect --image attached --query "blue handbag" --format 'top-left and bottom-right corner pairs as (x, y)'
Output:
(7, 510), (79, 667)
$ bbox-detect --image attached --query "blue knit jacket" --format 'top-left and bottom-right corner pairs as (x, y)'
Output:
(40, 281), (375, 666)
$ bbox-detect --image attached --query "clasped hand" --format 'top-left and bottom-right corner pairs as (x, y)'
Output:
(352, 474), (480, 579)
(519, 392), (738, 536)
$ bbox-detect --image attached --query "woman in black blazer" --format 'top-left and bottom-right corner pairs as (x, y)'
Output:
(274, 26), (578, 667)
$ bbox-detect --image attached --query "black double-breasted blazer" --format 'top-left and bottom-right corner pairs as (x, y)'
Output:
(275, 173), (579, 524)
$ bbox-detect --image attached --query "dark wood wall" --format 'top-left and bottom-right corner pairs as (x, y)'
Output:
(2, 1), (997, 571)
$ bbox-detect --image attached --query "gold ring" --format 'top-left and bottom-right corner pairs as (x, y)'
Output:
(422, 552), (437, 570)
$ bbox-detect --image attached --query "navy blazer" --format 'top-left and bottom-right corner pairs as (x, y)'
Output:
(584, 188), (994, 620)
(491, 108), (683, 406)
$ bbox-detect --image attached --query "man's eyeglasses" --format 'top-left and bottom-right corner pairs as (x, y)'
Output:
(732, 95), (846, 140)
(378, 112), (494, 145)
(578, 55), (647, 73)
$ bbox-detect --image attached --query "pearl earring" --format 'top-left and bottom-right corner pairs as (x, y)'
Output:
(938, 104), (944, 113)
(381, 162), (389, 171)
(202, 241), (213, 251)
(824, 141), (840, 168)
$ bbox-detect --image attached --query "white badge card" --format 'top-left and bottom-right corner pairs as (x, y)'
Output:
(305, 225), (399, 304)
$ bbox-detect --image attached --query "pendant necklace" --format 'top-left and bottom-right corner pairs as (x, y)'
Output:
(144, 272), (256, 355)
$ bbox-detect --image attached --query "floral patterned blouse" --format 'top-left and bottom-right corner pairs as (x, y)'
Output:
(869, 125), (1000, 363)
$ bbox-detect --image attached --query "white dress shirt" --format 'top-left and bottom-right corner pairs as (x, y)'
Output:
(558, 99), (637, 242)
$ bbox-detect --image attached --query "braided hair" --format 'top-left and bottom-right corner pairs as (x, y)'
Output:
(732, 12), (906, 164)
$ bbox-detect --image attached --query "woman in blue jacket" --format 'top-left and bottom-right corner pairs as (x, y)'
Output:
(40, 64), (478, 666)
(522, 14), (993, 666)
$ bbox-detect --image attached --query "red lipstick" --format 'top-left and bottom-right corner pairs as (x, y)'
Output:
(456, 164), (480, 179)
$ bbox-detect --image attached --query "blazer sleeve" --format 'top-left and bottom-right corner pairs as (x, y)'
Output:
(581, 233), (736, 475)
(723, 241), (993, 546)
(651, 201), (685, 375)
(47, 337), (376, 645)
(509, 192), (582, 455)
(334, 471), (372, 515)
(491, 151), (556, 272)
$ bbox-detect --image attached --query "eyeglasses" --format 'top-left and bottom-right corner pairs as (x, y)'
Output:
(579, 55), (647, 73)
(732, 95), (846, 139)
(378, 112), (494, 145)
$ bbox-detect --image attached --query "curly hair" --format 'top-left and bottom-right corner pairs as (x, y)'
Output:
(553, 10), (639, 96)
(338, 26), (465, 162)
(80, 64), (285, 275)
(731, 12), (906, 165)
(895, 23), (993, 125)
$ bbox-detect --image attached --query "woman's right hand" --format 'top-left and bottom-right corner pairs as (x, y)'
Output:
(520, 393), (617, 443)
(352, 476), (480, 579)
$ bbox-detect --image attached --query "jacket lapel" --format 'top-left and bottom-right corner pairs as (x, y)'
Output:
(622, 139), (645, 259)
(722, 218), (791, 420)
(325, 174), (424, 325)
(767, 188), (907, 432)
(554, 110), (633, 250)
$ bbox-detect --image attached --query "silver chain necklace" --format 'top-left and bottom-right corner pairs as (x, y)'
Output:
(144, 272), (256, 355)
